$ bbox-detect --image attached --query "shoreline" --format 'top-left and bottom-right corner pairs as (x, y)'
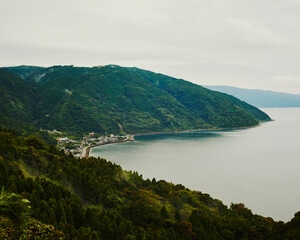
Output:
(84, 123), (264, 158)
(132, 124), (260, 137)
(85, 139), (134, 158)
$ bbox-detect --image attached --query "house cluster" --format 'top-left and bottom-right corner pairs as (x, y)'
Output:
(56, 132), (134, 158)
(47, 129), (63, 134)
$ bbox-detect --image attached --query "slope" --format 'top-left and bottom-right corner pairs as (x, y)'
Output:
(0, 65), (271, 136)
(2, 129), (299, 240)
(0, 69), (38, 128)
(3, 65), (45, 81)
(0, 70), (57, 144)
(130, 68), (271, 124)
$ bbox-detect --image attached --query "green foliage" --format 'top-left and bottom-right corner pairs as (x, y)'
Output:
(0, 65), (271, 137)
(2, 129), (298, 240)
(3, 65), (45, 81)
(0, 217), (65, 240)
(0, 187), (31, 225)
(160, 206), (170, 219)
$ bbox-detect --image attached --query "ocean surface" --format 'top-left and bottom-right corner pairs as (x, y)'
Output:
(90, 108), (300, 222)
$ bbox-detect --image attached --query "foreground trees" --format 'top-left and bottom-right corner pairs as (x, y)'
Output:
(0, 129), (299, 239)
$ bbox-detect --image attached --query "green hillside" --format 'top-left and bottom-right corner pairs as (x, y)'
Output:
(0, 65), (271, 136)
(1, 129), (300, 239)
(0, 69), (37, 127)
(3, 65), (45, 82)
(129, 68), (270, 126)
(0, 70), (58, 144)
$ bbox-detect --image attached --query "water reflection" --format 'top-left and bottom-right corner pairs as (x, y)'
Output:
(135, 131), (223, 142)
(91, 108), (300, 222)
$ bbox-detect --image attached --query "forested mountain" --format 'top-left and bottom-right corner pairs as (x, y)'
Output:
(0, 65), (270, 136)
(205, 85), (300, 108)
(0, 69), (37, 127)
(1, 128), (300, 239)
(0, 69), (56, 144)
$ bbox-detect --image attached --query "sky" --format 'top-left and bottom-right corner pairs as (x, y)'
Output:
(1, 0), (300, 94)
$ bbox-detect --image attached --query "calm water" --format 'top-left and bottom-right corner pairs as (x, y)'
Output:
(91, 108), (300, 221)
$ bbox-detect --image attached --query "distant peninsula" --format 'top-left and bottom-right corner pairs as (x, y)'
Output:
(205, 85), (300, 108)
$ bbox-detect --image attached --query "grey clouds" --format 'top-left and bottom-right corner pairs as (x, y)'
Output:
(1, 0), (300, 93)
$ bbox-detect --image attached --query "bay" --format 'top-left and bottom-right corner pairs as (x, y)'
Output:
(90, 108), (300, 221)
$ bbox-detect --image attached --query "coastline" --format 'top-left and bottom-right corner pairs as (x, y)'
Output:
(84, 139), (134, 158)
(84, 123), (263, 158)
(132, 123), (264, 137)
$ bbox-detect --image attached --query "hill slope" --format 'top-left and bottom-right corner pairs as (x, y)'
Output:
(0, 65), (271, 135)
(205, 85), (300, 108)
(0, 69), (37, 127)
(1, 129), (300, 239)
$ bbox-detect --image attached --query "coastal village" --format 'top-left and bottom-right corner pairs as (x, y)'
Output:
(44, 129), (134, 158)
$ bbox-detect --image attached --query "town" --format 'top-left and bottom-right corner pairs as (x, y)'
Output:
(44, 129), (134, 158)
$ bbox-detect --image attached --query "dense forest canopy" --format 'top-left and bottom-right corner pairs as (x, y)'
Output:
(0, 65), (270, 137)
(1, 129), (300, 239)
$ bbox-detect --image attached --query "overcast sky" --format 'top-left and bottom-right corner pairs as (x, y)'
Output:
(1, 0), (300, 93)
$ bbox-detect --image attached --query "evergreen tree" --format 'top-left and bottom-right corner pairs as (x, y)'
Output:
(66, 203), (74, 225)
(175, 210), (181, 222)
(160, 206), (170, 219)
(48, 207), (57, 226)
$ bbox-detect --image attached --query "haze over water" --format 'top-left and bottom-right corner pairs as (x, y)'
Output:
(91, 108), (300, 222)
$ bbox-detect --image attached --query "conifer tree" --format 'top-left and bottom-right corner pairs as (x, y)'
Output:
(160, 206), (170, 219)
(66, 203), (74, 225)
(175, 210), (182, 222)
(48, 207), (57, 226)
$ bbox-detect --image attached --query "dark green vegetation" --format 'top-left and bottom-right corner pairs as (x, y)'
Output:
(0, 65), (278, 239)
(1, 65), (270, 136)
(0, 69), (57, 144)
(1, 129), (300, 239)
(205, 85), (300, 108)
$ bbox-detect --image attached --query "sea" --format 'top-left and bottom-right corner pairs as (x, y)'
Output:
(90, 108), (300, 222)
